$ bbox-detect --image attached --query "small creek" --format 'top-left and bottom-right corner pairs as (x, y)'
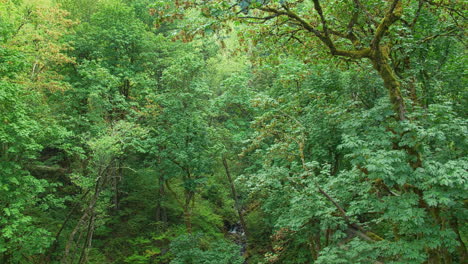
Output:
(227, 222), (248, 263)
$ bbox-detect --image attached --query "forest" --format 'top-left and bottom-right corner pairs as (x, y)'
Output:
(0, 0), (466, 263)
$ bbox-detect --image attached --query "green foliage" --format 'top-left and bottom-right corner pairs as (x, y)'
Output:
(170, 234), (243, 264)
(1, 0), (466, 263)
(0, 21), (68, 263)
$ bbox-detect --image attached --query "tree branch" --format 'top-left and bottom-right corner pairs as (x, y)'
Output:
(258, 6), (371, 59)
(371, 0), (402, 50)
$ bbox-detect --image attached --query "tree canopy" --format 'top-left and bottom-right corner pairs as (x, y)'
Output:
(0, 0), (466, 263)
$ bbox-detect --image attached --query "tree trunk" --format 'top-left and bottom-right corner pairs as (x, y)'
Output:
(183, 205), (192, 234)
(222, 157), (248, 238)
(370, 47), (406, 121)
(156, 173), (168, 229)
(78, 213), (96, 264)
(112, 168), (120, 212)
(451, 217), (467, 263)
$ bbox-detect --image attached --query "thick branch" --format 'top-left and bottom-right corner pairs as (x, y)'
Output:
(371, 0), (402, 50)
(238, 14), (280, 21)
(258, 6), (371, 59)
(222, 156), (249, 238)
(259, 7), (323, 38)
(312, 0), (329, 36)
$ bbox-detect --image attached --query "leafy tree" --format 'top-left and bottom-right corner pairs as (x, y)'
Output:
(0, 0), (465, 263)
(0, 1), (77, 261)
(169, 234), (243, 264)
(144, 50), (214, 233)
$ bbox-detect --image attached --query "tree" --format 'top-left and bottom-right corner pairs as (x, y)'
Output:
(151, 1), (466, 262)
(156, 0), (464, 118)
(144, 50), (214, 233)
(1, 0), (465, 263)
(0, 1), (75, 262)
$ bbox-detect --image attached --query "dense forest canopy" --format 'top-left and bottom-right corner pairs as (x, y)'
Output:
(0, 0), (466, 263)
